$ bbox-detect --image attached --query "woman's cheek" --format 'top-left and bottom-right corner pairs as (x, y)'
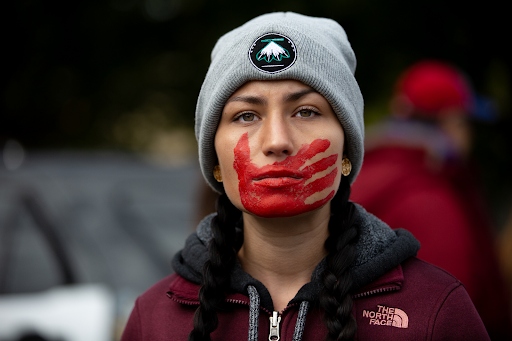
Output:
(223, 171), (244, 210)
(217, 142), (245, 212)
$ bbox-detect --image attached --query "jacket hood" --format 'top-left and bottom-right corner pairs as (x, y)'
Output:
(172, 203), (420, 311)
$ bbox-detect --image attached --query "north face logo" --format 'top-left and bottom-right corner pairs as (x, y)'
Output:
(362, 305), (409, 328)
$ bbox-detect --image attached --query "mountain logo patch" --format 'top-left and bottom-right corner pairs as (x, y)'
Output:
(249, 33), (297, 74)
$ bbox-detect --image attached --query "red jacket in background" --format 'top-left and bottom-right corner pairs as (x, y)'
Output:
(351, 145), (511, 339)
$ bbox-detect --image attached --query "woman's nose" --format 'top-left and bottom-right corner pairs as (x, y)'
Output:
(260, 114), (294, 157)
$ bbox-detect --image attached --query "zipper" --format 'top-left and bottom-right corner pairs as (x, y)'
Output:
(167, 293), (274, 314)
(267, 303), (300, 340)
(167, 294), (248, 307)
(268, 311), (281, 341)
(352, 285), (401, 299)
(166, 293), (199, 306)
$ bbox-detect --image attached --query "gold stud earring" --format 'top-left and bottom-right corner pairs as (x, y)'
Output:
(341, 157), (352, 176)
(213, 165), (223, 182)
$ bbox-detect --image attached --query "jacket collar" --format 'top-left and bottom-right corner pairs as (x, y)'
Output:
(172, 203), (419, 297)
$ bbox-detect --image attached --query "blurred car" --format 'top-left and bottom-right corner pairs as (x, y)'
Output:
(0, 150), (199, 340)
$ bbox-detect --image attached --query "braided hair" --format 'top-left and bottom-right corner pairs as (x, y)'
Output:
(188, 194), (241, 341)
(189, 176), (359, 341)
(319, 176), (360, 341)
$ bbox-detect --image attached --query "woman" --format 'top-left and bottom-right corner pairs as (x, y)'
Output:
(121, 12), (489, 340)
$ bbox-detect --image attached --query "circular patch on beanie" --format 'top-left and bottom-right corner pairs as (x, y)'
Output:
(249, 33), (297, 74)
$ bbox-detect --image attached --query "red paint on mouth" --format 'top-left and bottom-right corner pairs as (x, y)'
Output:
(254, 177), (303, 188)
(233, 133), (338, 218)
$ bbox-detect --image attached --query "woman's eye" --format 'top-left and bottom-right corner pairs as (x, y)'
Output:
(296, 109), (316, 118)
(237, 113), (256, 122)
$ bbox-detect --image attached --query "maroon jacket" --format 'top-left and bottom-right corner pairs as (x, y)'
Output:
(121, 206), (489, 340)
(121, 257), (488, 340)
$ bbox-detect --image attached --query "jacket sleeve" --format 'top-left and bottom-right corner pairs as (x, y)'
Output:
(120, 298), (143, 341)
(430, 284), (490, 340)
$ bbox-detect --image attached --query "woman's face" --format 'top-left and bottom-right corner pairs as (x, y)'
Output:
(214, 80), (345, 218)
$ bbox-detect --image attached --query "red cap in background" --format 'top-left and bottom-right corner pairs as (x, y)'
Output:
(394, 60), (475, 117)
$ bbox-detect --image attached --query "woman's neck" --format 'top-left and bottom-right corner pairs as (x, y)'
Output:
(237, 203), (331, 312)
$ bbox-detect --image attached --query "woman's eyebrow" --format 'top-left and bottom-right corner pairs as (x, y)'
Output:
(226, 95), (267, 105)
(225, 88), (318, 105)
(284, 88), (318, 102)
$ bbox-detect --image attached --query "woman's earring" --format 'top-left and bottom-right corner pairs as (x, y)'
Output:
(341, 157), (352, 176)
(213, 165), (223, 182)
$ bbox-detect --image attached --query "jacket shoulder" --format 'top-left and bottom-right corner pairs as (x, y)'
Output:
(121, 273), (197, 341)
(401, 256), (461, 286)
(138, 273), (179, 301)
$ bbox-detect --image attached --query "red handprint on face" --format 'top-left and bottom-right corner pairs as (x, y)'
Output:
(234, 133), (338, 218)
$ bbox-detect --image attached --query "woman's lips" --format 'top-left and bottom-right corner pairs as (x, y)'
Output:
(253, 177), (303, 188)
(252, 167), (303, 188)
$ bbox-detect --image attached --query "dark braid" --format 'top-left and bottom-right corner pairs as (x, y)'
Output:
(188, 194), (242, 341)
(319, 176), (360, 341)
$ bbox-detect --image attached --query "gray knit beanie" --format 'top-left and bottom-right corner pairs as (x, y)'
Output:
(195, 12), (364, 194)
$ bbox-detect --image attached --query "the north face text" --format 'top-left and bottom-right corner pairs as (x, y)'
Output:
(362, 305), (409, 328)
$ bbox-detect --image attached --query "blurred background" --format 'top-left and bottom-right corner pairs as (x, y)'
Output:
(1, 0), (511, 339)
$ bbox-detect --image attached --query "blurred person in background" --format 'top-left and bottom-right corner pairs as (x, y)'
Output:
(351, 60), (512, 339)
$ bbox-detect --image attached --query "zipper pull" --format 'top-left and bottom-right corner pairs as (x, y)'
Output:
(269, 311), (281, 341)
